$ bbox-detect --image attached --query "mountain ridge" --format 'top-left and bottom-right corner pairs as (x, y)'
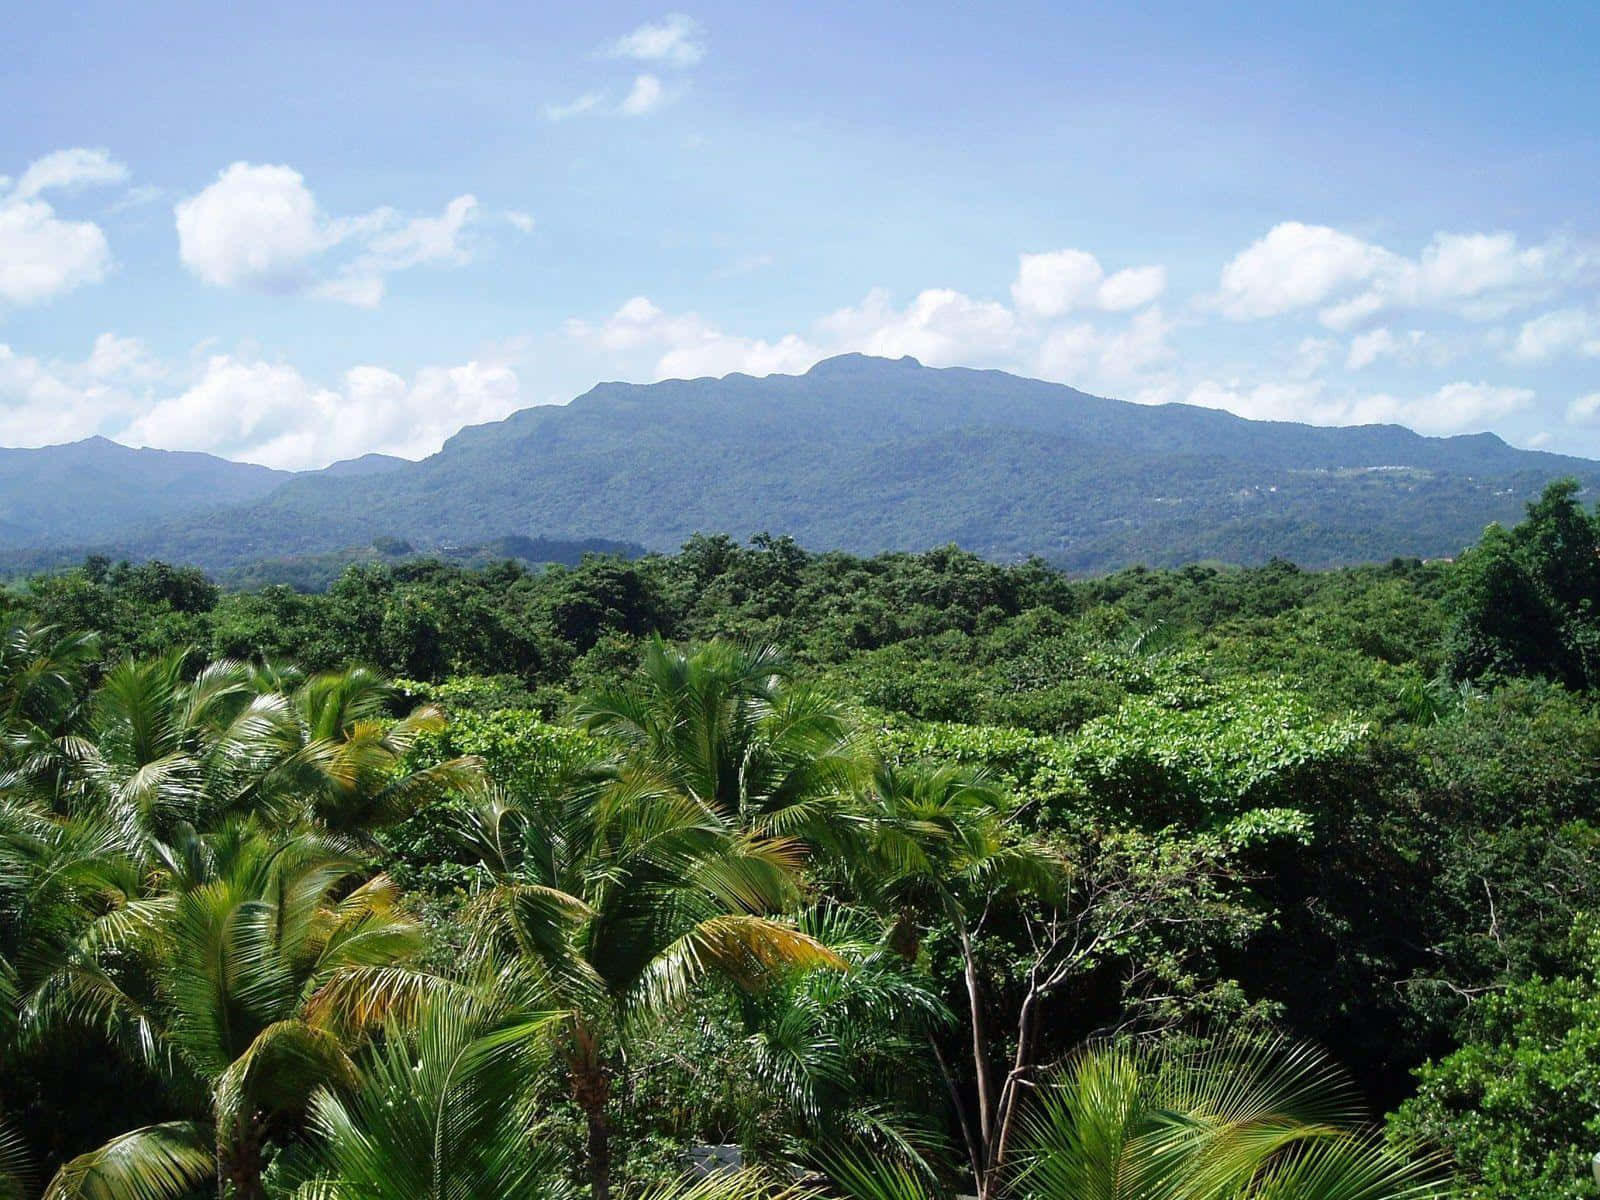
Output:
(5, 354), (1596, 573)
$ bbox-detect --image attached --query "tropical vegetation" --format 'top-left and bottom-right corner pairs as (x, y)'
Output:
(4, 480), (1600, 1198)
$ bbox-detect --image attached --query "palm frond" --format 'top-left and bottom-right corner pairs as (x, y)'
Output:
(42, 1122), (214, 1200)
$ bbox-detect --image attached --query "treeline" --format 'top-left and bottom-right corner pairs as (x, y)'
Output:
(3, 482), (1600, 1198)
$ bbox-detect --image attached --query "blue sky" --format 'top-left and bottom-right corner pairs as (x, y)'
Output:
(3, 0), (1597, 467)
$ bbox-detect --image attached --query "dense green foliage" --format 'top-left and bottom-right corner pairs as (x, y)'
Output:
(4, 480), (1600, 1199)
(4, 356), (1595, 572)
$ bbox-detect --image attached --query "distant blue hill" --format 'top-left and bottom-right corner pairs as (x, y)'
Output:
(5, 355), (1597, 573)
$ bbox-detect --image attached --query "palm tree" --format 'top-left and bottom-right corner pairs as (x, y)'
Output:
(1014, 1036), (1449, 1200)
(844, 762), (1063, 1198)
(0, 624), (96, 752)
(740, 904), (950, 1173)
(35, 826), (430, 1200)
(35, 652), (283, 856)
(289, 982), (566, 1200)
(572, 637), (862, 843)
(457, 765), (842, 1200)
(254, 667), (484, 835)
(0, 1118), (32, 1200)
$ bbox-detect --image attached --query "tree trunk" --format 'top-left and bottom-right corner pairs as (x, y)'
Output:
(573, 1063), (613, 1200)
(217, 1117), (266, 1200)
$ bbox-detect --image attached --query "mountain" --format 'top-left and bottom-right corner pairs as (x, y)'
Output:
(8, 355), (1599, 573)
(0, 437), (291, 549)
(317, 452), (409, 478)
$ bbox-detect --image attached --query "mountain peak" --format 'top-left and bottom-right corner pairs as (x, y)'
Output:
(804, 352), (924, 376)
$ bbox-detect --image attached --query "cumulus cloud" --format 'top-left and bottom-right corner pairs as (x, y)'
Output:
(119, 355), (522, 469)
(1343, 327), (1452, 370)
(1037, 308), (1175, 388)
(1186, 376), (1534, 435)
(1509, 308), (1600, 363)
(1011, 250), (1165, 318)
(0, 333), (167, 445)
(566, 296), (821, 379)
(548, 14), (702, 120)
(0, 332), (522, 468)
(12, 148), (128, 199)
(1214, 222), (1397, 320)
(607, 14), (705, 67)
(0, 148), (128, 306)
(819, 287), (1020, 366)
(1566, 393), (1600, 425)
(174, 163), (480, 304)
(1216, 222), (1590, 329)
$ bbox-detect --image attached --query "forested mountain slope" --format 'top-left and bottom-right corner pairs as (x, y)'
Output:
(11, 355), (1597, 570)
(0, 436), (291, 547)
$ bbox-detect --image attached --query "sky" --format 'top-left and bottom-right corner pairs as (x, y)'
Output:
(3, 0), (1598, 469)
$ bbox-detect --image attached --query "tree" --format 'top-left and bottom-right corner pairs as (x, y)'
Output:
(256, 666), (484, 834)
(456, 765), (841, 1200)
(1445, 480), (1600, 688)
(1015, 1036), (1448, 1200)
(572, 637), (861, 844)
(291, 985), (566, 1200)
(1390, 918), (1600, 1200)
(36, 828), (430, 1200)
(842, 762), (1061, 1199)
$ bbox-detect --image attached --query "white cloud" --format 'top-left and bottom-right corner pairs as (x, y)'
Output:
(85, 332), (166, 382)
(1509, 308), (1600, 362)
(175, 163), (328, 291)
(566, 296), (821, 379)
(1360, 381), (1536, 434)
(1215, 222), (1397, 320)
(1566, 393), (1600, 425)
(174, 162), (480, 303)
(1186, 376), (1534, 434)
(0, 332), (522, 469)
(0, 199), (113, 306)
(1216, 221), (1587, 328)
(1346, 327), (1445, 370)
(1037, 307), (1175, 388)
(1186, 379), (1334, 424)
(119, 355), (522, 469)
(543, 92), (606, 121)
(1098, 265), (1167, 312)
(0, 333), (165, 445)
(13, 148), (128, 199)
(505, 211), (536, 233)
(607, 14), (705, 67)
(1011, 250), (1165, 318)
(620, 74), (667, 116)
(819, 287), (1020, 366)
(0, 148), (128, 306)
(1289, 336), (1336, 378)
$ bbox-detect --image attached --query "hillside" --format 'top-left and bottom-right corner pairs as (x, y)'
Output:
(0, 437), (291, 549)
(11, 355), (1599, 571)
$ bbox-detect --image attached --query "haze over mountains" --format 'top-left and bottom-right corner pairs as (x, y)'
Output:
(10, 354), (1596, 574)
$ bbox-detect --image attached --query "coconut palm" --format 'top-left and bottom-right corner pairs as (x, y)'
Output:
(740, 904), (951, 1173)
(0, 1118), (32, 1200)
(36, 826), (430, 1200)
(0, 624), (96, 751)
(288, 981), (566, 1200)
(1014, 1036), (1450, 1200)
(253, 667), (484, 835)
(34, 651), (285, 857)
(457, 764), (842, 1200)
(572, 637), (862, 843)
